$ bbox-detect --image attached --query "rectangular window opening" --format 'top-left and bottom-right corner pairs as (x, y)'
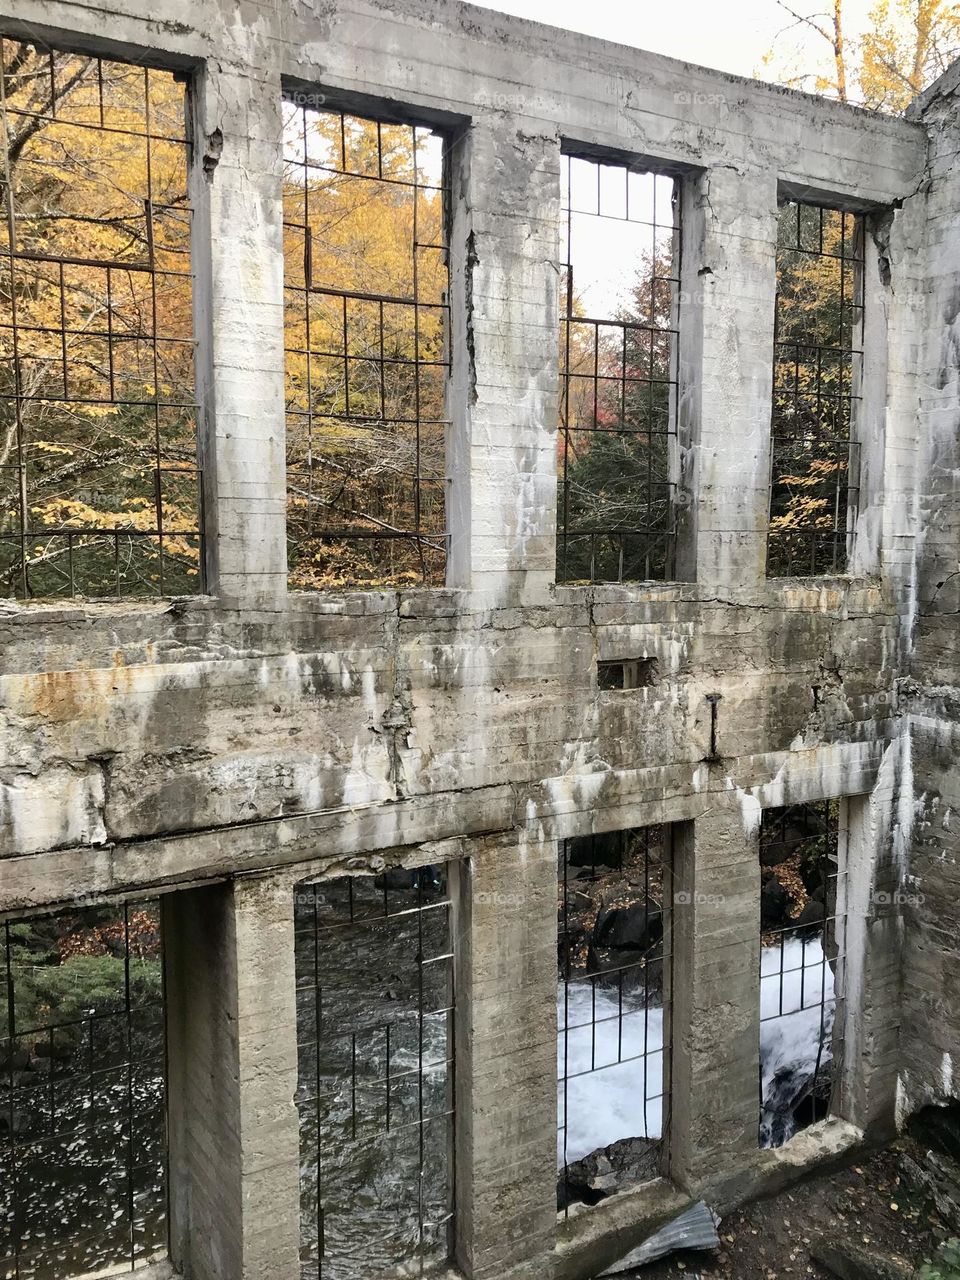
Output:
(294, 867), (455, 1278)
(759, 800), (846, 1147)
(557, 153), (681, 585)
(0, 38), (201, 600)
(767, 201), (864, 577)
(0, 898), (167, 1276)
(282, 101), (450, 591)
(558, 826), (672, 1213)
(597, 657), (659, 690)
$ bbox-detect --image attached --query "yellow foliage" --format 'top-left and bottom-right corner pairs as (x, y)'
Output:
(761, 0), (960, 112)
(0, 42), (198, 597)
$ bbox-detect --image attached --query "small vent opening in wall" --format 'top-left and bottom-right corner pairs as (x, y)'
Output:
(598, 658), (660, 690)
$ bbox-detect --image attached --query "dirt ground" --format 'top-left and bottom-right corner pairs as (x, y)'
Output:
(624, 1139), (947, 1279)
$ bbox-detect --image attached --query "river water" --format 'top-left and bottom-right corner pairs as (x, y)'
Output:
(559, 935), (836, 1169)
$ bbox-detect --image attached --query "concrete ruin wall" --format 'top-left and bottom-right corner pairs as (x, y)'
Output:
(899, 61), (960, 1120)
(0, 1), (958, 1278)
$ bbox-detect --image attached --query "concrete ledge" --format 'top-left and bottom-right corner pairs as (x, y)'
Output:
(555, 1177), (692, 1280)
(552, 1120), (866, 1279)
(704, 1116), (867, 1214)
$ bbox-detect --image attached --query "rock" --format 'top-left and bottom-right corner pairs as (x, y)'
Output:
(800, 856), (827, 897)
(900, 1103), (960, 1232)
(899, 1150), (960, 1232)
(792, 899), (825, 933)
(558, 1135), (662, 1209)
(761, 873), (791, 930)
(586, 947), (664, 999)
(809, 1237), (915, 1280)
(566, 831), (624, 869)
(0, 1044), (31, 1071)
(760, 840), (797, 867)
(594, 900), (663, 952)
(909, 1100), (960, 1165)
(760, 1061), (832, 1147)
(0, 1107), (29, 1136)
(373, 865), (442, 894)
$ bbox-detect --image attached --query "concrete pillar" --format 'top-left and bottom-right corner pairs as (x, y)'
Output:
(453, 833), (558, 1279)
(164, 875), (300, 1280)
(190, 62), (288, 609)
(680, 167), (778, 594)
(837, 787), (903, 1139)
(446, 118), (561, 601)
(670, 803), (761, 1191)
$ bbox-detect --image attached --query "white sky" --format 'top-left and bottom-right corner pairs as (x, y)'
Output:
(468, 0), (879, 83)
(468, 0), (882, 315)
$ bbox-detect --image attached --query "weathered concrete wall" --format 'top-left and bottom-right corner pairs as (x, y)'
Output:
(897, 64), (960, 1120)
(0, 0), (954, 1276)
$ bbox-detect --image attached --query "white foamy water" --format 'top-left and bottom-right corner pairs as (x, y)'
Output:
(558, 938), (835, 1166)
(557, 983), (664, 1165)
(760, 935), (835, 1145)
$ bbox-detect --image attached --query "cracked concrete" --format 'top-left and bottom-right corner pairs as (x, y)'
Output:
(0, 0), (957, 1277)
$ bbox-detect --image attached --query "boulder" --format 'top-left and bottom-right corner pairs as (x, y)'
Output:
(761, 873), (791, 931)
(558, 1135), (662, 1209)
(594, 900), (663, 952)
(566, 831), (624, 870)
(792, 899), (825, 934)
(809, 1237), (915, 1280)
(908, 1100), (960, 1165)
(586, 947), (664, 999)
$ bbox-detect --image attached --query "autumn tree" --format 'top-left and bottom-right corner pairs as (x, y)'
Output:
(282, 108), (448, 589)
(559, 248), (677, 583)
(0, 40), (200, 598)
(760, 0), (958, 574)
(764, 0), (960, 112)
(767, 203), (862, 575)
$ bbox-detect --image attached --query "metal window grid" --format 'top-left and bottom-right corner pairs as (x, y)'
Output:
(0, 900), (167, 1279)
(0, 39), (201, 599)
(759, 800), (846, 1147)
(767, 202), (864, 577)
(557, 826), (672, 1213)
(282, 104), (450, 591)
(294, 871), (455, 1280)
(558, 154), (681, 584)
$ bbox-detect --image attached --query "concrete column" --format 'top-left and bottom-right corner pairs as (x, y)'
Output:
(446, 118), (561, 602)
(837, 786), (903, 1139)
(190, 62), (288, 609)
(670, 802), (761, 1191)
(680, 167), (778, 594)
(453, 832), (558, 1279)
(164, 875), (300, 1280)
(848, 226), (891, 579)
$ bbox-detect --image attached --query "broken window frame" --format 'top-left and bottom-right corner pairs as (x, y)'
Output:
(0, 37), (203, 600)
(281, 98), (451, 591)
(0, 897), (168, 1277)
(766, 199), (865, 578)
(557, 825), (673, 1214)
(293, 869), (456, 1278)
(758, 799), (847, 1148)
(557, 148), (683, 585)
